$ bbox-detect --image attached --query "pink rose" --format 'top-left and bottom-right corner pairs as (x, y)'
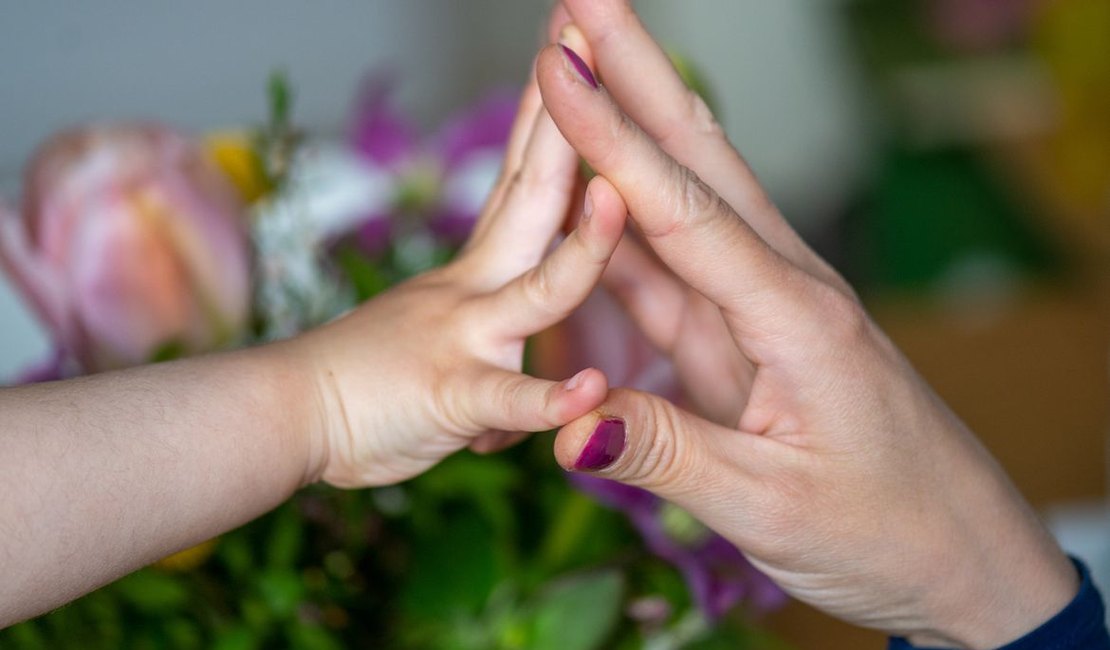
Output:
(0, 124), (251, 372)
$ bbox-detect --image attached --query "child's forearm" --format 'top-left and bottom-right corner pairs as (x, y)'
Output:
(0, 343), (316, 627)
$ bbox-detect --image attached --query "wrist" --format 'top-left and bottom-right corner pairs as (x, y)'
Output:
(910, 498), (1079, 648)
(252, 339), (331, 488)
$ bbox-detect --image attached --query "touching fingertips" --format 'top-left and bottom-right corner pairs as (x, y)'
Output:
(560, 44), (599, 90)
(573, 417), (626, 471)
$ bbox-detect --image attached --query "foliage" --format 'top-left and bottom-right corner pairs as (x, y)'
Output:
(0, 439), (777, 649)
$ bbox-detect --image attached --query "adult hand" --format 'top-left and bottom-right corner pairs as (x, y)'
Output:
(537, 2), (1078, 647)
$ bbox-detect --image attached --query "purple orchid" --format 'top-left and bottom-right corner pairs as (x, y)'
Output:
(347, 75), (518, 251)
(569, 473), (785, 621)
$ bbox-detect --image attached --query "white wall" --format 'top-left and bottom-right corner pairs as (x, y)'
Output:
(0, 1), (869, 377)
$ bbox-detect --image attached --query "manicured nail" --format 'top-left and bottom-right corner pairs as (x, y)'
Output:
(564, 368), (589, 392)
(560, 44), (599, 89)
(574, 417), (625, 471)
(581, 190), (594, 224)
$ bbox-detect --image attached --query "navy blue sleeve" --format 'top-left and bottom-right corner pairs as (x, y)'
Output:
(889, 558), (1109, 650)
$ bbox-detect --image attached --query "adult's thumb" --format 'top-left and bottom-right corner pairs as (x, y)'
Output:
(553, 387), (745, 502)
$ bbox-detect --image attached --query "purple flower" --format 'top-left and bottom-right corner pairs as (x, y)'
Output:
(347, 74), (518, 250)
(12, 348), (69, 384)
(569, 473), (785, 620)
(926, 0), (1040, 52)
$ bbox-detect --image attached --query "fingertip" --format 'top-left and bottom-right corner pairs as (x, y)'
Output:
(546, 3), (573, 44)
(559, 367), (609, 412)
(585, 175), (626, 227)
(553, 412), (603, 471)
(536, 43), (568, 89)
(578, 175), (627, 251)
(557, 23), (592, 65)
(537, 42), (596, 102)
(554, 409), (626, 473)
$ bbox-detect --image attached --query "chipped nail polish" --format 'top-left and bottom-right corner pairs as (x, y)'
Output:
(574, 417), (625, 471)
(560, 44), (599, 89)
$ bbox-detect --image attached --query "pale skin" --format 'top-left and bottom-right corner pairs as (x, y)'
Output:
(542, 1), (1079, 648)
(0, 24), (622, 627)
(0, 3), (1082, 647)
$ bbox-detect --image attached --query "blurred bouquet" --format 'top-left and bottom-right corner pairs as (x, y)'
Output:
(0, 71), (782, 650)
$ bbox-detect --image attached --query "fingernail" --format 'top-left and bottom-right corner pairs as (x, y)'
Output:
(560, 44), (599, 89)
(574, 417), (625, 471)
(581, 190), (594, 224)
(564, 368), (589, 392)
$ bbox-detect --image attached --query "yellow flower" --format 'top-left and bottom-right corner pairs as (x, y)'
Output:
(204, 131), (271, 204)
(153, 538), (219, 572)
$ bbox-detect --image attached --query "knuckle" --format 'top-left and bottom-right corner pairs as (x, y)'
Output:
(621, 397), (696, 491)
(688, 93), (726, 139)
(521, 265), (558, 316)
(430, 372), (474, 435)
(517, 155), (559, 196)
(682, 169), (721, 219)
(658, 92), (725, 149)
(666, 167), (729, 237)
(812, 284), (869, 343)
(598, 110), (641, 170)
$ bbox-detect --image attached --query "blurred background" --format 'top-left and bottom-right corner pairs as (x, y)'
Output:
(0, 1), (1107, 648)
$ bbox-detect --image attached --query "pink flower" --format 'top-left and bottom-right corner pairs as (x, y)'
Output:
(0, 124), (251, 373)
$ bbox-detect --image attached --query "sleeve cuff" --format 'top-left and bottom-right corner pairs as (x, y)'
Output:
(888, 557), (1109, 650)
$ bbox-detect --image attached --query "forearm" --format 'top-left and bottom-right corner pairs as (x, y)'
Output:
(0, 342), (318, 626)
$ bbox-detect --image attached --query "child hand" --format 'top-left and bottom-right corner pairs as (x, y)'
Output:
(294, 32), (627, 488)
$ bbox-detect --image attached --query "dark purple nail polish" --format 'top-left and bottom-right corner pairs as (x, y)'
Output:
(560, 44), (599, 89)
(574, 417), (625, 471)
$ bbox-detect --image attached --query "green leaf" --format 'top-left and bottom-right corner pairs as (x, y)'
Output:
(288, 621), (344, 650)
(166, 617), (202, 649)
(400, 512), (503, 620)
(218, 533), (254, 580)
(335, 246), (392, 301)
(266, 505), (304, 568)
(412, 452), (519, 537)
(212, 625), (259, 650)
(528, 570), (624, 650)
(257, 567), (304, 618)
(538, 491), (600, 574)
(114, 570), (190, 614)
(148, 340), (186, 364)
(268, 70), (292, 129)
(4, 620), (47, 650)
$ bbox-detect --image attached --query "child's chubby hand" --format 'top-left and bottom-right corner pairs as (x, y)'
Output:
(288, 40), (627, 488)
